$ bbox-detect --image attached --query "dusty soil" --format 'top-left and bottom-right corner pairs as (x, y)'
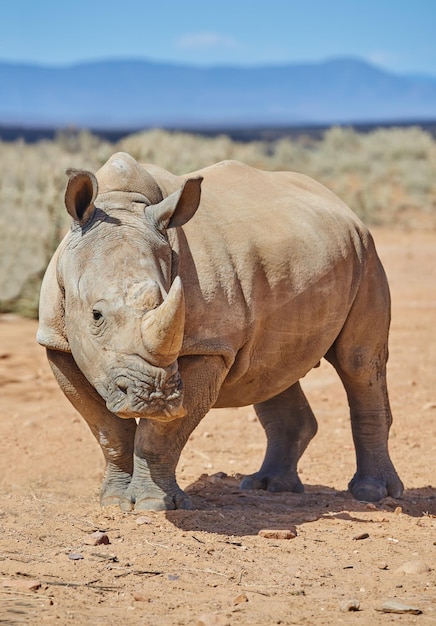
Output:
(0, 228), (435, 625)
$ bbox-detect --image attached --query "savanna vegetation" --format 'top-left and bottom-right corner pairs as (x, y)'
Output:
(1, 125), (435, 317)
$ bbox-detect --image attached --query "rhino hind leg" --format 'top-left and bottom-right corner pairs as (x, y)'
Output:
(330, 350), (404, 502)
(325, 256), (404, 502)
(46, 349), (136, 509)
(328, 344), (404, 502)
(240, 382), (318, 493)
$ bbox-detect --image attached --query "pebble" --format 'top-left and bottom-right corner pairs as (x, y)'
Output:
(382, 496), (400, 508)
(395, 560), (431, 574)
(1, 578), (41, 592)
(286, 566), (302, 577)
(258, 528), (297, 540)
(340, 598), (360, 612)
(423, 402), (436, 410)
(136, 515), (152, 525)
(233, 592), (249, 604)
(353, 532), (369, 541)
(68, 552), (84, 560)
(207, 472), (228, 484)
(83, 531), (110, 546)
(132, 592), (149, 602)
(376, 600), (422, 614)
(377, 561), (389, 570)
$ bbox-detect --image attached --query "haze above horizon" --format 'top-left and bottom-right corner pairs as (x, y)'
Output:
(1, 0), (436, 76)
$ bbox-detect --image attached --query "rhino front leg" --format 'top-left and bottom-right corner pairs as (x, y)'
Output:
(126, 417), (197, 511)
(46, 349), (137, 508)
(240, 382), (318, 493)
(126, 355), (228, 510)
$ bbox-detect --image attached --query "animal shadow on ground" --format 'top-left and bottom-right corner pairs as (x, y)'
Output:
(166, 474), (436, 536)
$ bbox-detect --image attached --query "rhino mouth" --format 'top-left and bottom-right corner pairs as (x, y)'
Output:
(103, 361), (185, 421)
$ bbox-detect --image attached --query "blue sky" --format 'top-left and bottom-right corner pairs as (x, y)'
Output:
(1, 0), (436, 76)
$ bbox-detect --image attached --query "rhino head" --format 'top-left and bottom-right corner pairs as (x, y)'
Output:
(38, 153), (202, 422)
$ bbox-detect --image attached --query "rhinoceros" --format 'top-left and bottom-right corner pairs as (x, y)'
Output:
(37, 152), (403, 510)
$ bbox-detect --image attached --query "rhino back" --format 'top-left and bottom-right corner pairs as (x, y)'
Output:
(145, 160), (378, 406)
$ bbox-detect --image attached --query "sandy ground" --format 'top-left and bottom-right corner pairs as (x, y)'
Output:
(0, 228), (435, 625)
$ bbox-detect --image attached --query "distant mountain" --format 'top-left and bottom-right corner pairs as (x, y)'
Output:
(1, 57), (436, 129)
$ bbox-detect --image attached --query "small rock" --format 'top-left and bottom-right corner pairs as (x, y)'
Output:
(377, 561), (389, 570)
(207, 472), (228, 484)
(68, 552), (84, 560)
(132, 592), (149, 602)
(395, 560), (431, 574)
(376, 600), (422, 614)
(197, 613), (231, 626)
(353, 532), (369, 541)
(366, 503), (377, 510)
(394, 506), (403, 515)
(233, 592), (248, 604)
(136, 515), (152, 525)
(423, 402), (436, 410)
(258, 528), (297, 540)
(340, 598), (360, 612)
(1, 578), (41, 592)
(83, 531), (110, 546)
(286, 566), (302, 577)
(382, 496), (400, 508)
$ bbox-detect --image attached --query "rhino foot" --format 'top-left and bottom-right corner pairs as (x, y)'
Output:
(124, 479), (192, 511)
(100, 467), (133, 509)
(348, 473), (404, 502)
(135, 492), (192, 511)
(103, 487), (191, 511)
(240, 471), (304, 494)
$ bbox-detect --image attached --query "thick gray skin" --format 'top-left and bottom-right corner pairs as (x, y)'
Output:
(38, 153), (403, 510)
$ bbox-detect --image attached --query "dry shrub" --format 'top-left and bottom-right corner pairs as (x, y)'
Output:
(1, 126), (435, 317)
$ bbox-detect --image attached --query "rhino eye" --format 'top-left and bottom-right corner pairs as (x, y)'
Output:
(92, 309), (103, 322)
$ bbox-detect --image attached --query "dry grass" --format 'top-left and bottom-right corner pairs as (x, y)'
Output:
(1, 126), (435, 317)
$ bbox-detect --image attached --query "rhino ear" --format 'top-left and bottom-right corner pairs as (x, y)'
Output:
(37, 243), (70, 352)
(148, 177), (203, 230)
(65, 169), (98, 225)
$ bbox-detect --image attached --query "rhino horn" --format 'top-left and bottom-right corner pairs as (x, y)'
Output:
(141, 276), (185, 367)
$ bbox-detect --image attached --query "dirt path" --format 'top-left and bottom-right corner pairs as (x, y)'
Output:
(0, 228), (435, 625)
